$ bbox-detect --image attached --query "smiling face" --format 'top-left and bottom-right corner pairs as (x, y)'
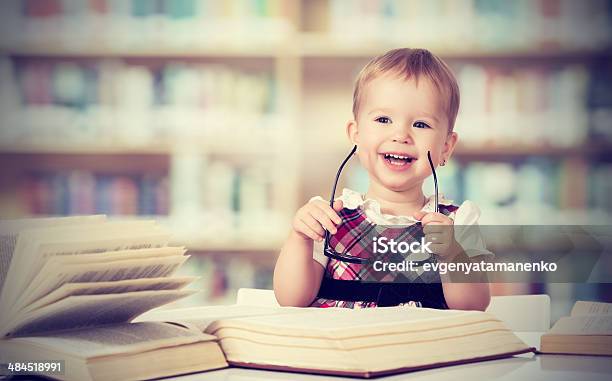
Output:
(347, 73), (458, 193)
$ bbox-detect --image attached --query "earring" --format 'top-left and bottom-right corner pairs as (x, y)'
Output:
(440, 159), (446, 167)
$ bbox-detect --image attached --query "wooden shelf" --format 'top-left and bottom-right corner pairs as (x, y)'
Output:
(300, 35), (612, 60)
(107, 216), (285, 255)
(185, 240), (282, 253)
(2, 38), (610, 60)
(186, 248), (277, 264)
(0, 129), (296, 157)
(167, 229), (284, 255)
(453, 144), (612, 160)
(0, 42), (296, 59)
(0, 152), (170, 173)
(0, 143), (171, 155)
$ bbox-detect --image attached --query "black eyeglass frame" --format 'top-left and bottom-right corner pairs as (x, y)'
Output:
(323, 146), (440, 264)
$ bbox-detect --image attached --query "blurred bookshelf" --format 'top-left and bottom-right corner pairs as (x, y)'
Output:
(0, 0), (611, 311)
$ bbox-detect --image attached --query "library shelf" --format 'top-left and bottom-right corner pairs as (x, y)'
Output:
(3, 40), (610, 61)
(0, 42), (296, 59)
(0, 151), (170, 173)
(299, 34), (612, 60)
(2, 143), (610, 165)
(453, 144), (612, 160)
(1, 10), (609, 257)
(0, 130), (294, 157)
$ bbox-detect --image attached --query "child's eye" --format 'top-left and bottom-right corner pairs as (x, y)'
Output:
(375, 116), (392, 124)
(413, 121), (431, 129)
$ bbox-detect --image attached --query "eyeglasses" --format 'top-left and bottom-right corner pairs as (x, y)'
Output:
(323, 146), (439, 264)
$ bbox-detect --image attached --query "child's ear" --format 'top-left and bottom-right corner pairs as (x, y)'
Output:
(442, 131), (458, 161)
(346, 120), (359, 146)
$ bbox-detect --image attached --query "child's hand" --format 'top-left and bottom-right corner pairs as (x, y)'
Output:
(413, 211), (461, 262)
(292, 199), (343, 242)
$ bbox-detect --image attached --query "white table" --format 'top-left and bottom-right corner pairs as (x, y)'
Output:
(165, 355), (611, 381)
(164, 333), (612, 381)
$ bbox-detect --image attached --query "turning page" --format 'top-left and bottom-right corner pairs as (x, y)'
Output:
(0, 216), (105, 299)
(23, 276), (197, 314)
(9, 253), (188, 315)
(3, 289), (196, 337)
(0, 220), (169, 312)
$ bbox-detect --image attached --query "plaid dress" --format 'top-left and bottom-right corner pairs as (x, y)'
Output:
(310, 203), (458, 309)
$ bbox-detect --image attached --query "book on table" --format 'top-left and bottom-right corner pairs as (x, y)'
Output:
(540, 300), (612, 356)
(0, 216), (225, 381)
(0, 216), (535, 380)
(133, 304), (535, 378)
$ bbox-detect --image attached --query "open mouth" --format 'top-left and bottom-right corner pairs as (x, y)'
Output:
(382, 153), (417, 167)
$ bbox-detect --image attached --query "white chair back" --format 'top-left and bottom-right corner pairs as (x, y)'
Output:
(486, 294), (551, 331)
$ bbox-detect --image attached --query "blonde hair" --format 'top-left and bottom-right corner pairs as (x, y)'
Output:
(352, 48), (460, 132)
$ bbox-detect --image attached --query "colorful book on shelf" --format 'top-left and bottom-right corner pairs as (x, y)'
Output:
(21, 173), (169, 216)
(540, 301), (612, 356)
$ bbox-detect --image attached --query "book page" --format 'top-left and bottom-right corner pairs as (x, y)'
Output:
(0, 220), (169, 312)
(31, 245), (185, 265)
(549, 315), (612, 335)
(18, 245), (187, 300)
(137, 304), (300, 332)
(570, 301), (612, 316)
(139, 305), (481, 338)
(0, 232), (16, 306)
(24, 276), (196, 313)
(207, 306), (487, 339)
(2, 322), (213, 359)
(36, 242), (183, 263)
(0, 216), (105, 301)
(7, 254), (189, 319)
(3, 289), (196, 337)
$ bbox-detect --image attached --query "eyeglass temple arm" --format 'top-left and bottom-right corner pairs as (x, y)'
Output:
(328, 145), (357, 208)
(324, 145), (357, 247)
(427, 151), (439, 214)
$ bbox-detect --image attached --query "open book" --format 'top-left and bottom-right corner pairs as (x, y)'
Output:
(541, 301), (612, 356)
(0, 216), (224, 380)
(140, 303), (534, 378)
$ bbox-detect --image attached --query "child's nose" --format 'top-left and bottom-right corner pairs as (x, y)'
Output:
(391, 125), (414, 144)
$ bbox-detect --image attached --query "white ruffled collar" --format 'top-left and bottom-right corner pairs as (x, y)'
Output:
(340, 188), (454, 225)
